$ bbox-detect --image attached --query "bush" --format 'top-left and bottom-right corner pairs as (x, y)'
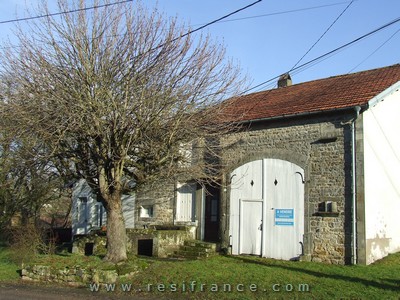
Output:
(8, 223), (56, 264)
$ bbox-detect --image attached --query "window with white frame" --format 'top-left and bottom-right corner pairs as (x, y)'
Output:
(140, 205), (154, 218)
(94, 203), (105, 227)
(77, 196), (88, 223)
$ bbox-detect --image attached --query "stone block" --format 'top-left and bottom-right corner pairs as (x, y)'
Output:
(92, 269), (118, 284)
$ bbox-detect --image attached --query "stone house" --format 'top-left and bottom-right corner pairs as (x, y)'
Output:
(72, 64), (400, 265)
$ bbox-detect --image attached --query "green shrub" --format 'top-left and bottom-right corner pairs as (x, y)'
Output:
(8, 223), (56, 265)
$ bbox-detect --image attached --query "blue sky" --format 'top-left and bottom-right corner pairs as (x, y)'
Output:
(1, 0), (400, 92)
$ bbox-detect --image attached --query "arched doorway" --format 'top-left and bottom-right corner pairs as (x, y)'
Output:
(229, 159), (304, 260)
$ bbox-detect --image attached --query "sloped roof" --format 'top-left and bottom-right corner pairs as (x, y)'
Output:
(221, 64), (400, 123)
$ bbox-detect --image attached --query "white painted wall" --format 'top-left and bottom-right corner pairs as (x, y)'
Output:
(71, 179), (135, 236)
(363, 85), (400, 264)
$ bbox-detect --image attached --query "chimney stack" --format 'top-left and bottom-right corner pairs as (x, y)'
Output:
(277, 73), (292, 88)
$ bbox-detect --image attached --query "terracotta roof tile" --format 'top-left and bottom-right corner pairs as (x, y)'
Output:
(221, 64), (400, 123)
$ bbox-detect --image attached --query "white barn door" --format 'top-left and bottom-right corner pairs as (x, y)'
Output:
(230, 159), (304, 260)
(263, 159), (304, 260)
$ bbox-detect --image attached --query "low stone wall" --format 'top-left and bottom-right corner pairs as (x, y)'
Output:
(127, 226), (196, 257)
(72, 226), (196, 258)
(72, 233), (107, 256)
(21, 265), (123, 286)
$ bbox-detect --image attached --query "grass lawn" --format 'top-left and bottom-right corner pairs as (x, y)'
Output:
(1, 245), (399, 299)
(0, 246), (21, 281)
(127, 254), (400, 299)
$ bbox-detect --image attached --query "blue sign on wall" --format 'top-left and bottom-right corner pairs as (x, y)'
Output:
(275, 209), (294, 226)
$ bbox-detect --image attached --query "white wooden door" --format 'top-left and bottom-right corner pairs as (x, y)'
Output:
(240, 200), (263, 255)
(176, 183), (196, 222)
(230, 159), (304, 260)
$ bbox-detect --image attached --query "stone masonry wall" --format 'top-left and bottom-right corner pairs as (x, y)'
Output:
(219, 113), (354, 264)
(135, 180), (175, 229)
(126, 227), (195, 258)
(21, 265), (116, 285)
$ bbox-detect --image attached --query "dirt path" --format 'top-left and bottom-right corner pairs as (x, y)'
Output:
(0, 281), (157, 300)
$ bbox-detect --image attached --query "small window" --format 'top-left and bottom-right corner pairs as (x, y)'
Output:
(94, 203), (104, 227)
(140, 205), (154, 218)
(77, 197), (88, 223)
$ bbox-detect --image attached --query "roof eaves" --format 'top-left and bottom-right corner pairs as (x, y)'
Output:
(237, 105), (367, 125)
(367, 80), (400, 108)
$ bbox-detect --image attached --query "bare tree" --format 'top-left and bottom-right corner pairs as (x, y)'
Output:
(0, 133), (65, 231)
(0, 0), (245, 262)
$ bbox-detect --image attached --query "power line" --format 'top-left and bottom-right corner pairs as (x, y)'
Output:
(348, 28), (400, 73)
(125, 0), (263, 68)
(290, 0), (355, 70)
(126, 0), (263, 60)
(291, 16), (400, 76)
(0, 0), (263, 51)
(0, 0), (134, 25)
(212, 1), (355, 24)
(182, 0), (262, 37)
(242, 15), (400, 94)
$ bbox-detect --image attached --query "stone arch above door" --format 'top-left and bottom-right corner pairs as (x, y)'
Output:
(225, 148), (308, 176)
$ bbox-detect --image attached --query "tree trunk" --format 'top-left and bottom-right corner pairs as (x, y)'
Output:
(104, 193), (127, 263)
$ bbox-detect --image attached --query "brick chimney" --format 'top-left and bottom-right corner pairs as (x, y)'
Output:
(277, 73), (292, 88)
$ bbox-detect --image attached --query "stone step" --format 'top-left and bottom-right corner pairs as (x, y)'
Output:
(170, 240), (218, 259)
(180, 245), (215, 253)
(183, 240), (217, 250)
(172, 250), (217, 259)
